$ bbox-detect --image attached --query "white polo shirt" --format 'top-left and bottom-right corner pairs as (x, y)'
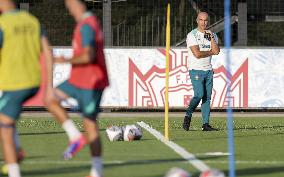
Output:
(186, 28), (218, 71)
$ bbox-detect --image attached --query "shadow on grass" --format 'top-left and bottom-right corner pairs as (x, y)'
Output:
(233, 166), (284, 176)
(174, 131), (284, 141)
(19, 131), (66, 136)
(21, 159), (189, 176)
(0, 155), (45, 162)
(22, 165), (90, 176)
(234, 125), (284, 130)
(20, 156), (221, 176)
(19, 128), (140, 136)
(176, 124), (284, 132)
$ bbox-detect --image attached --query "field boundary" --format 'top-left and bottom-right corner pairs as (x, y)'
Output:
(21, 112), (284, 118)
(137, 121), (211, 172)
(22, 106), (284, 113)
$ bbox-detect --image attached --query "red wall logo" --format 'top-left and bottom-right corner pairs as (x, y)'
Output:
(129, 49), (248, 108)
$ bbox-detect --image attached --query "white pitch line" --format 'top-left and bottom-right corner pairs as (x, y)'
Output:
(195, 152), (230, 156)
(204, 160), (284, 165)
(137, 121), (210, 172)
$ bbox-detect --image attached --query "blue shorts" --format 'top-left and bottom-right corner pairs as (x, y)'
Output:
(57, 81), (103, 120)
(0, 87), (39, 120)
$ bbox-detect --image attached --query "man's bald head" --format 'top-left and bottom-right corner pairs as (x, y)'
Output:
(197, 12), (209, 19)
(196, 12), (209, 32)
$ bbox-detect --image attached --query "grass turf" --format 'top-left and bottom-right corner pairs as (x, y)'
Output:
(1, 115), (283, 177)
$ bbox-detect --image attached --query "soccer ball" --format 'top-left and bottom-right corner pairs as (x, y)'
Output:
(122, 124), (143, 141)
(106, 125), (123, 141)
(164, 167), (191, 177)
(199, 169), (225, 177)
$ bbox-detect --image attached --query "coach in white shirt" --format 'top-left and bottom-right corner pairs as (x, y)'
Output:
(183, 11), (220, 131)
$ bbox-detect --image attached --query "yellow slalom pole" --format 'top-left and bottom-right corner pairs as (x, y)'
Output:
(165, 2), (170, 141)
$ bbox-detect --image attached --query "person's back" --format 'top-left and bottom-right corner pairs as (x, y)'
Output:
(0, 10), (41, 90)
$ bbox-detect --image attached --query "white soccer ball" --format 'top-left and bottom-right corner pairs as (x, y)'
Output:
(106, 125), (123, 141)
(164, 167), (191, 177)
(199, 169), (225, 177)
(122, 124), (143, 141)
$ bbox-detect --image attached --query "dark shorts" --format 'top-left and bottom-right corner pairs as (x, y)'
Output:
(57, 81), (103, 120)
(0, 87), (39, 120)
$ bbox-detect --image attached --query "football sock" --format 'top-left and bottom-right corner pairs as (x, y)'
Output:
(62, 119), (82, 142)
(7, 163), (21, 177)
(90, 157), (103, 177)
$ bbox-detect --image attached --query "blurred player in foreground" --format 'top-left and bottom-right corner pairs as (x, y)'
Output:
(0, 0), (53, 176)
(45, 0), (109, 177)
(183, 12), (220, 131)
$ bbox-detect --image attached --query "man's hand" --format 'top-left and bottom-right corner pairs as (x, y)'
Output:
(54, 56), (68, 63)
(204, 30), (213, 36)
(204, 30), (214, 41)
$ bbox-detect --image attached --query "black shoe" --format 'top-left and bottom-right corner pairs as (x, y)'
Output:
(182, 116), (191, 131)
(202, 123), (218, 131)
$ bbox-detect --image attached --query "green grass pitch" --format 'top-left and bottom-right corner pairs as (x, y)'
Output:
(1, 115), (283, 177)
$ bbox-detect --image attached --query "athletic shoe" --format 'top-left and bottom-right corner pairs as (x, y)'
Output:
(202, 123), (218, 131)
(63, 135), (87, 160)
(182, 115), (191, 131)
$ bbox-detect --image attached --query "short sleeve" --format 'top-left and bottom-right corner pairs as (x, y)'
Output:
(80, 24), (96, 47)
(186, 33), (198, 48)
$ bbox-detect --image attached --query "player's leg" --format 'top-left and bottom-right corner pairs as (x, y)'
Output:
(201, 70), (213, 124)
(84, 118), (102, 177)
(201, 70), (217, 131)
(0, 114), (20, 177)
(45, 85), (72, 124)
(80, 89), (103, 177)
(1, 129), (26, 175)
(1, 130), (25, 176)
(183, 70), (204, 131)
(45, 81), (86, 159)
(0, 88), (38, 177)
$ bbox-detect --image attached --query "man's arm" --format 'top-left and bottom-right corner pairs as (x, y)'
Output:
(210, 36), (220, 55)
(41, 36), (53, 89)
(189, 45), (214, 59)
(187, 31), (214, 59)
(54, 24), (95, 64)
(68, 46), (95, 64)
(54, 46), (95, 64)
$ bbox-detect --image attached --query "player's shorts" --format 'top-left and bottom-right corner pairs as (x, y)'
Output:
(57, 81), (103, 120)
(0, 87), (39, 120)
